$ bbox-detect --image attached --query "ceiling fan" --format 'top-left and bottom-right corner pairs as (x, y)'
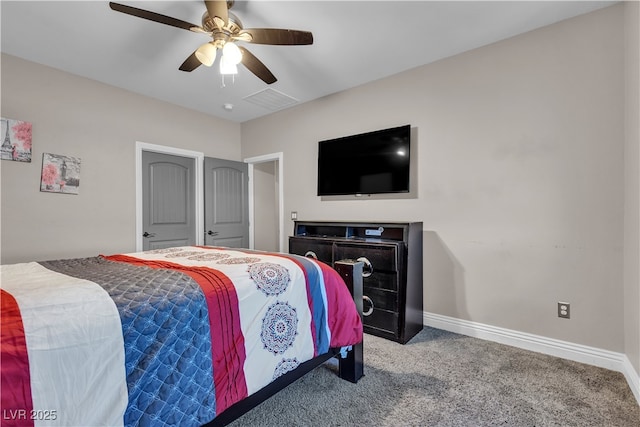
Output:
(109, 1), (314, 84)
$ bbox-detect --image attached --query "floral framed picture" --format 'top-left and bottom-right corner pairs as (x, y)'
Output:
(1, 117), (32, 162)
(40, 153), (81, 195)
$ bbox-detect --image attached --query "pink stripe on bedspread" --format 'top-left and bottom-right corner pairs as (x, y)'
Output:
(0, 289), (34, 427)
(316, 262), (364, 347)
(104, 255), (248, 415)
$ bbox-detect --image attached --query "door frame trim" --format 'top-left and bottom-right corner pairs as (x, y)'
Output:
(135, 141), (204, 251)
(244, 152), (284, 252)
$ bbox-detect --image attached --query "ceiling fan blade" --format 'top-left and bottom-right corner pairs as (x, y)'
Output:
(205, 0), (228, 30)
(239, 47), (277, 84)
(239, 28), (313, 45)
(109, 2), (201, 32)
(179, 52), (202, 72)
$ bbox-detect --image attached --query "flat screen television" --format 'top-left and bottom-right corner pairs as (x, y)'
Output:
(317, 125), (411, 196)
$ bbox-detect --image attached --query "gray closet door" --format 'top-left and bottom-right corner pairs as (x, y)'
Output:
(142, 151), (196, 250)
(204, 157), (249, 248)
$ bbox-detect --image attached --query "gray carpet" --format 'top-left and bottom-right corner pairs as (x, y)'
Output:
(228, 327), (639, 426)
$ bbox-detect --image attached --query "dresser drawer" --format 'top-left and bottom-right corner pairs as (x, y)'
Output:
(363, 271), (398, 292)
(288, 237), (333, 264)
(334, 242), (400, 272)
(364, 286), (398, 312)
(363, 308), (399, 337)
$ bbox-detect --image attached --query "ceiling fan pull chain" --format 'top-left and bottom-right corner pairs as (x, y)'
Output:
(220, 74), (236, 88)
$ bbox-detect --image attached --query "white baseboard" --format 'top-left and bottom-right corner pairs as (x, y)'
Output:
(423, 312), (640, 405)
(621, 355), (640, 405)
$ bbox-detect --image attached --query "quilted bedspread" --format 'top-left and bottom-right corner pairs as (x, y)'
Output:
(0, 246), (363, 427)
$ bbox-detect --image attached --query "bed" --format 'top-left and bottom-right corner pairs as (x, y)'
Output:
(0, 246), (364, 427)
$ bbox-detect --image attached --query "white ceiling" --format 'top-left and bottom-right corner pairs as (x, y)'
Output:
(1, 1), (615, 123)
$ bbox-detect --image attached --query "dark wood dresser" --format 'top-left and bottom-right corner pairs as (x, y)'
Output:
(289, 221), (423, 344)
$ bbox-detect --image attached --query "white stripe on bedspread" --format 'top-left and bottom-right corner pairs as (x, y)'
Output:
(1, 262), (127, 427)
(232, 254), (315, 394)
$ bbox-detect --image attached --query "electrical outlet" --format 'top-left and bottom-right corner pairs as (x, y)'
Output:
(558, 302), (570, 319)
(290, 211), (298, 220)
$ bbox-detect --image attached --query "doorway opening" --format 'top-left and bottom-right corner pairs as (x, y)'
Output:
(245, 152), (284, 252)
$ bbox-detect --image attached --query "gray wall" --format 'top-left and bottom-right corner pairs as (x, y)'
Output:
(1, 55), (241, 263)
(241, 4), (635, 361)
(623, 1), (640, 380)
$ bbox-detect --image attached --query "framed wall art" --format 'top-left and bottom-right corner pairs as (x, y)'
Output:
(40, 153), (81, 195)
(1, 117), (32, 162)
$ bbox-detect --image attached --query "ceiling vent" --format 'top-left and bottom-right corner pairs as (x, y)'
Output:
(243, 88), (298, 111)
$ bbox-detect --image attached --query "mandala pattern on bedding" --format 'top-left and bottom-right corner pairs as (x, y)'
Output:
(146, 247), (183, 254)
(187, 253), (231, 261)
(273, 358), (300, 380)
(261, 301), (298, 354)
(217, 257), (261, 265)
(248, 262), (290, 296)
(164, 251), (203, 258)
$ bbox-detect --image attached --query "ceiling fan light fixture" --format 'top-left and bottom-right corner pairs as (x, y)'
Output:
(222, 41), (242, 65)
(220, 55), (238, 75)
(195, 42), (217, 67)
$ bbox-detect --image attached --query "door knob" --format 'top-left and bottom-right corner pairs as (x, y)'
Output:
(142, 232), (156, 238)
(207, 230), (219, 236)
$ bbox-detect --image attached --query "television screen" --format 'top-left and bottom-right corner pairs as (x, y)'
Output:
(317, 125), (411, 196)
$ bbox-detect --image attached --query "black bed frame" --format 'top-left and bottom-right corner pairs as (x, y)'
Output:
(204, 260), (365, 427)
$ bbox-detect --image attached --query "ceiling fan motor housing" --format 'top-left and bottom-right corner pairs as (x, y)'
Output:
(202, 11), (243, 35)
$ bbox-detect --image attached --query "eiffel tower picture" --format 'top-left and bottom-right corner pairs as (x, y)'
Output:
(1, 117), (32, 162)
(1, 118), (12, 160)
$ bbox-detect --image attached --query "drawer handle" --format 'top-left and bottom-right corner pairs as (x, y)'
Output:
(362, 295), (374, 317)
(304, 250), (318, 259)
(357, 257), (373, 278)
